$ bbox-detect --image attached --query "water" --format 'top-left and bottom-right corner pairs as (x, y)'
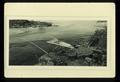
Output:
(9, 21), (97, 43)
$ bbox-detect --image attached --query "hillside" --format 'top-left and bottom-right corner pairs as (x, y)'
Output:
(9, 20), (53, 28)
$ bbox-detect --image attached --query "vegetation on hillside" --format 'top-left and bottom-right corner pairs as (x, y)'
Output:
(9, 20), (53, 28)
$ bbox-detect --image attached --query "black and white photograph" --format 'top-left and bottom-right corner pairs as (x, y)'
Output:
(4, 3), (115, 78)
(9, 19), (107, 66)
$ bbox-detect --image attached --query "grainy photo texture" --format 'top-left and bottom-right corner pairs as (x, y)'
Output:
(9, 19), (107, 66)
